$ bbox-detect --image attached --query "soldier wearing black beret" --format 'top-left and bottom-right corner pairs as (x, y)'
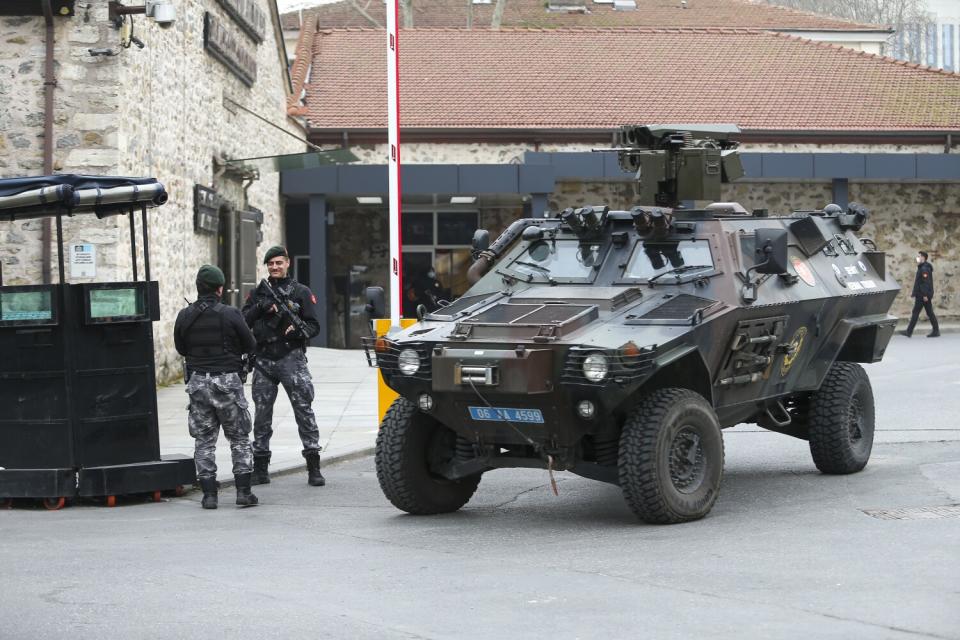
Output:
(242, 246), (325, 486)
(174, 265), (259, 509)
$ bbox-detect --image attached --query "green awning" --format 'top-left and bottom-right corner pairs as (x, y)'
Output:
(224, 148), (359, 173)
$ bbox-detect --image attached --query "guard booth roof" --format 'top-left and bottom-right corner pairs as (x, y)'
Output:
(0, 174), (167, 221)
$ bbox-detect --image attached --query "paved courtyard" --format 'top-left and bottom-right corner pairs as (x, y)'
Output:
(1, 333), (959, 639)
(156, 347), (379, 480)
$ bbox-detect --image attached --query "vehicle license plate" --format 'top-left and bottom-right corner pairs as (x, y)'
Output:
(468, 406), (544, 424)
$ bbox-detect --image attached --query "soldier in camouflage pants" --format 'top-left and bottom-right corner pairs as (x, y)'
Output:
(187, 372), (254, 479)
(243, 246), (324, 486)
(251, 349), (321, 454)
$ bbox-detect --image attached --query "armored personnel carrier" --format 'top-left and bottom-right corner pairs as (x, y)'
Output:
(364, 125), (898, 524)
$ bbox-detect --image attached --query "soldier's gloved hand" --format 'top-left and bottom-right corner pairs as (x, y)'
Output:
(259, 300), (278, 314)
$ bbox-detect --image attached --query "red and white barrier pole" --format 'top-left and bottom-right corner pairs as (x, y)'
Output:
(386, 0), (402, 326)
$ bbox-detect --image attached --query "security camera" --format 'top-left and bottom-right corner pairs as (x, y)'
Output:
(147, 1), (176, 26)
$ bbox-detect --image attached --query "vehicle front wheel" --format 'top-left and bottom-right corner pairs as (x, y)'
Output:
(807, 362), (875, 474)
(376, 397), (481, 515)
(618, 388), (724, 524)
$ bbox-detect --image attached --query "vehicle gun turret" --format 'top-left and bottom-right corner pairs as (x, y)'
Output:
(597, 124), (744, 207)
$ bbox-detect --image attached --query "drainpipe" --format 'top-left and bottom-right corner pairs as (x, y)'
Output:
(41, 0), (55, 284)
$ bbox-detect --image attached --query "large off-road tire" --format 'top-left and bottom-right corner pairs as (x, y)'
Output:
(376, 397), (481, 515)
(618, 388), (724, 524)
(807, 362), (875, 474)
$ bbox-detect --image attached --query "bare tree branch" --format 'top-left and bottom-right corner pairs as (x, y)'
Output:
(491, 0), (506, 29)
(765, 0), (935, 59)
(348, 0), (383, 27)
(765, 0), (932, 26)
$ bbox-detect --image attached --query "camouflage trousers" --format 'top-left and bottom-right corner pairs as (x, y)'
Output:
(251, 349), (320, 455)
(186, 372), (254, 479)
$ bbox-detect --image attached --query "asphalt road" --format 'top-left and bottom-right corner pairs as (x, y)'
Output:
(1, 334), (959, 640)
(2, 444), (959, 639)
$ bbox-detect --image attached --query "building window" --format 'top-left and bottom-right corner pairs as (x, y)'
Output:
(402, 212), (434, 245)
(437, 211), (478, 245)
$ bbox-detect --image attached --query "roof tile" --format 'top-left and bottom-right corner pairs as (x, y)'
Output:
(304, 28), (960, 132)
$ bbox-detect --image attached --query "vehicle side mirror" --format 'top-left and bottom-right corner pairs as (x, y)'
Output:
(754, 228), (788, 274)
(364, 286), (386, 319)
(472, 229), (490, 253)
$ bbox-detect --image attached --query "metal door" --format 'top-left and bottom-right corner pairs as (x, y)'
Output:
(219, 206), (262, 308)
(237, 210), (260, 304)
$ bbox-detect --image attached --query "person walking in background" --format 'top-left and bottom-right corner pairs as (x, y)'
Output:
(900, 251), (940, 338)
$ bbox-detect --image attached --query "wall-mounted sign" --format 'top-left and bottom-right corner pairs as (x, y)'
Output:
(194, 185), (221, 234)
(215, 0), (266, 43)
(70, 243), (96, 278)
(204, 13), (257, 87)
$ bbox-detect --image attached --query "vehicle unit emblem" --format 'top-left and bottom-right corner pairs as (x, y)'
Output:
(780, 326), (807, 376)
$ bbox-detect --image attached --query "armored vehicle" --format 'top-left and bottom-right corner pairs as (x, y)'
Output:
(364, 126), (898, 524)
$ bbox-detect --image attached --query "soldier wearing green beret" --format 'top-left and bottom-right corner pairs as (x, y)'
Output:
(242, 246), (325, 486)
(174, 264), (259, 509)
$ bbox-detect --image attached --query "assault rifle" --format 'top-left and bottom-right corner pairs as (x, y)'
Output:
(260, 279), (312, 340)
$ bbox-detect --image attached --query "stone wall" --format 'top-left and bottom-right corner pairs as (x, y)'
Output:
(344, 141), (948, 165)
(0, 2), (304, 382)
(849, 182), (959, 319)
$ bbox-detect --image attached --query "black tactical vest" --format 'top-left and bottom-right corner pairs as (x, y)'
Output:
(182, 301), (226, 359)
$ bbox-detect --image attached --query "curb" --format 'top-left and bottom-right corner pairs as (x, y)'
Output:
(895, 319), (960, 334)
(267, 446), (377, 481)
(215, 446), (376, 488)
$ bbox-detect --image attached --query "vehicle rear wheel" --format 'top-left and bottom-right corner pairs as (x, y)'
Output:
(618, 388), (724, 524)
(807, 362), (875, 474)
(376, 397), (481, 515)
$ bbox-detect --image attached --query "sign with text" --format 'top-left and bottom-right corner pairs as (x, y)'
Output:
(215, 0), (266, 43)
(194, 185), (221, 235)
(203, 13), (257, 87)
(70, 243), (96, 278)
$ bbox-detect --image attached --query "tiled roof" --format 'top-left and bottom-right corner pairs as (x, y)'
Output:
(303, 28), (960, 132)
(283, 0), (888, 32)
(287, 12), (318, 114)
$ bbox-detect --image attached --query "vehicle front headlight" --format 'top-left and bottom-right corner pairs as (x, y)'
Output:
(397, 349), (420, 376)
(582, 352), (609, 382)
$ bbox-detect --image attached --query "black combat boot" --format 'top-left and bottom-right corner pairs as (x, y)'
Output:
(304, 450), (326, 487)
(234, 473), (260, 507)
(199, 476), (218, 510)
(251, 453), (271, 485)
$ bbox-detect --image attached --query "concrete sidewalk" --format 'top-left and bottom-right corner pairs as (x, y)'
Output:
(157, 348), (379, 482)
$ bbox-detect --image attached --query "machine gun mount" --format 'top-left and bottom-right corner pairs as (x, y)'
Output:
(603, 124), (745, 208)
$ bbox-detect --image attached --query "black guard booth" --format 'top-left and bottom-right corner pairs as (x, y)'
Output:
(0, 175), (195, 507)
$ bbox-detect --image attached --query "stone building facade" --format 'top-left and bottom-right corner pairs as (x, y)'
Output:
(0, 1), (304, 381)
